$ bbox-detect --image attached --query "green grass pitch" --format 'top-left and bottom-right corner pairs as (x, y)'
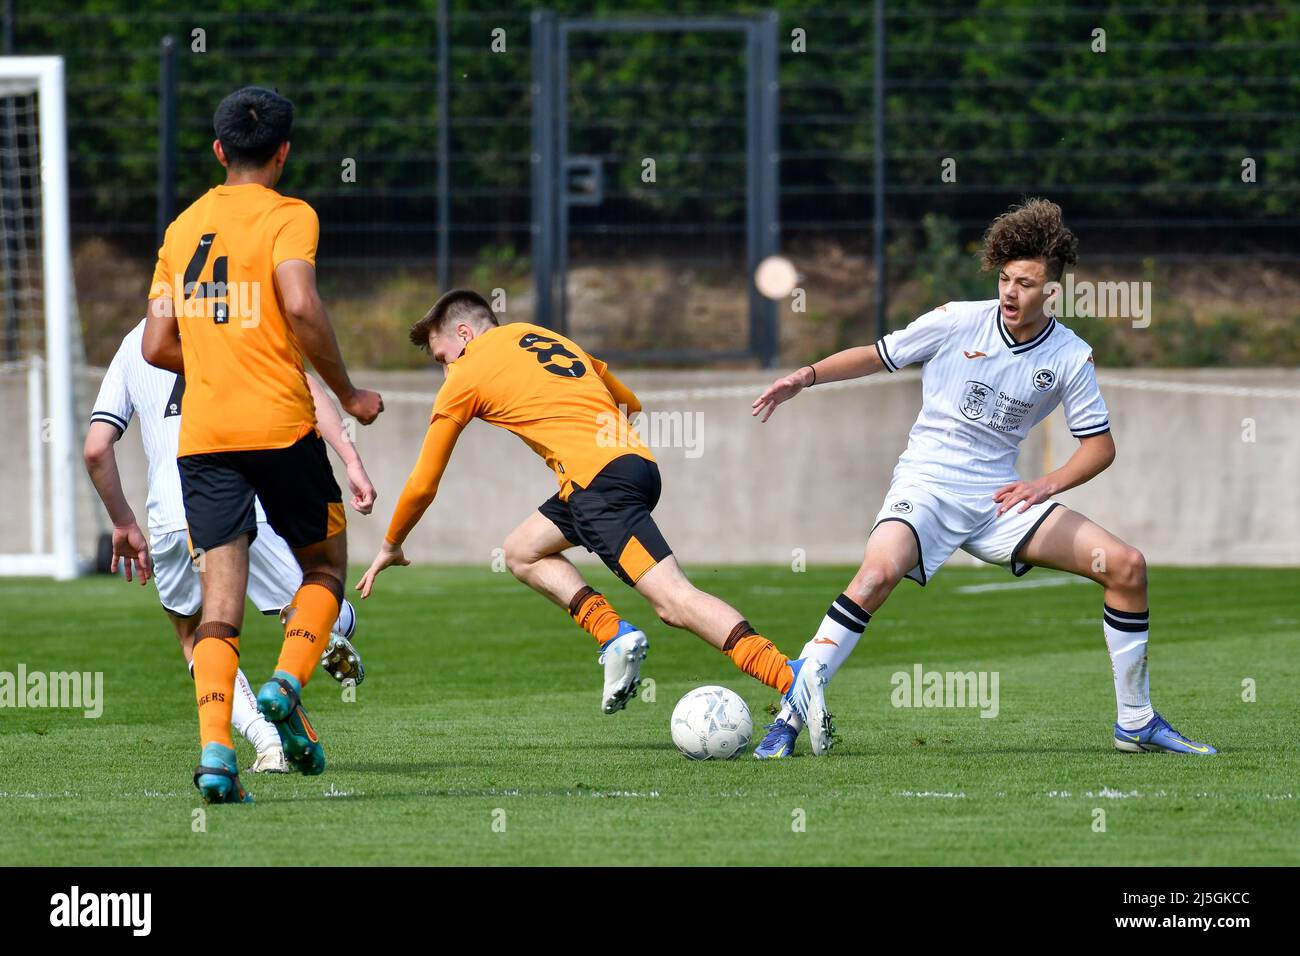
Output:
(1, 565), (1296, 866)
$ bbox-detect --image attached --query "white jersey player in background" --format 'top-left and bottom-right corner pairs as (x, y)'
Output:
(751, 198), (1216, 759)
(84, 318), (376, 772)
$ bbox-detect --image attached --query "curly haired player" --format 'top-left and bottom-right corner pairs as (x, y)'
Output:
(750, 198), (1216, 759)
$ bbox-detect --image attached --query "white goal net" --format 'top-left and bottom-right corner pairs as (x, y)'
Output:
(0, 57), (81, 579)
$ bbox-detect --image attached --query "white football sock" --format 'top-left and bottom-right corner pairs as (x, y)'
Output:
(781, 593), (872, 732)
(1104, 605), (1154, 729)
(802, 593), (871, 682)
(232, 668), (281, 753)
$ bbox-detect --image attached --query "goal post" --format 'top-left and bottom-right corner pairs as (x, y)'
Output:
(0, 56), (80, 579)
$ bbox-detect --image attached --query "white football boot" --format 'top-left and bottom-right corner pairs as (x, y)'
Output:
(249, 747), (290, 774)
(785, 658), (834, 755)
(321, 632), (364, 685)
(599, 622), (649, 714)
(281, 598), (365, 685)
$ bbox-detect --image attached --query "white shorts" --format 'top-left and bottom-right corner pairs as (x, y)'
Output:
(150, 523), (303, 618)
(872, 480), (1062, 586)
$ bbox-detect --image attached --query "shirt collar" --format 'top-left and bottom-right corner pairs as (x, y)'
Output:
(997, 310), (1056, 355)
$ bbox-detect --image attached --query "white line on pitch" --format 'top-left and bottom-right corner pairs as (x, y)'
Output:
(956, 577), (1090, 594)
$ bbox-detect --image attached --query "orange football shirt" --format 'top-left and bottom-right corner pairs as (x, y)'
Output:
(150, 183), (318, 456)
(432, 323), (654, 499)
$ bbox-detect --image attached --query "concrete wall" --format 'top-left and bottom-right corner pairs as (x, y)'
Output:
(5, 365), (1298, 570)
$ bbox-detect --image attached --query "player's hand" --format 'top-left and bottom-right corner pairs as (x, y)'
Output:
(993, 477), (1057, 516)
(355, 542), (410, 599)
(346, 458), (377, 514)
(111, 522), (152, 585)
(751, 367), (813, 423)
(343, 388), (384, 425)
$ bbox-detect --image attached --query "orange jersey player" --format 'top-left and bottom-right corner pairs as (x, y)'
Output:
(143, 86), (384, 803)
(356, 289), (830, 750)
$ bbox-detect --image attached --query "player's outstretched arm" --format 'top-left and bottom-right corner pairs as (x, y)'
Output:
(993, 432), (1117, 516)
(355, 415), (463, 598)
(141, 295), (184, 373)
(83, 422), (151, 584)
(751, 344), (885, 422)
(306, 373), (376, 514)
(275, 259), (384, 425)
(599, 366), (642, 416)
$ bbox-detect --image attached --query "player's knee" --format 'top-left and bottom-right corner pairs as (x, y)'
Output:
(307, 562), (346, 588)
(502, 537), (537, 580)
(295, 547), (343, 581)
(649, 588), (690, 630)
(1112, 546), (1147, 593)
(851, 560), (900, 604)
(654, 602), (685, 630)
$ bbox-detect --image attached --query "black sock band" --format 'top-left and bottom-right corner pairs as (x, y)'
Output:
(1103, 604), (1149, 632)
(826, 593), (871, 634)
(302, 571), (344, 604)
(193, 621), (240, 657)
(722, 620), (758, 652)
(567, 585), (600, 618)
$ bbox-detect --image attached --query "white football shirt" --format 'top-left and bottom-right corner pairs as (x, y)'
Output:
(876, 299), (1109, 494)
(89, 319), (267, 535)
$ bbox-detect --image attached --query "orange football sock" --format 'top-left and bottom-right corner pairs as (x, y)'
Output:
(568, 585), (624, 646)
(275, 572), (342, 687)
(723, 621), (793, 693)
(193, 622), (240, 749)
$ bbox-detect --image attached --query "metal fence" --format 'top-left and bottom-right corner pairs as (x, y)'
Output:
(6, 0), (1298, 367)
(531, 12), (780, 363)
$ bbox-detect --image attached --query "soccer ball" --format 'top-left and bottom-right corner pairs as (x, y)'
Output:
(670, 685), (753, 760)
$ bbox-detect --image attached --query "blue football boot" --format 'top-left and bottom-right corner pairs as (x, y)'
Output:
(1114, 711), (1217, 754)
(753, 718), (799, 760)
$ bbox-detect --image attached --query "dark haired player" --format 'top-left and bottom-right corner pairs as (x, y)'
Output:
(356, 290), (830, 746)
(751, 198), (1216, 759)
(85, 319), (373, 775)
(143, 87), (384, 802)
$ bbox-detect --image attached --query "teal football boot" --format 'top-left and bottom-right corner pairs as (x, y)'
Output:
(193, 741), (253, 804)
(256, 671), (326, 775)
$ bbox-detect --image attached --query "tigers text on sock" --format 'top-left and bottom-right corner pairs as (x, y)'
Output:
(890, 664), (999, 718)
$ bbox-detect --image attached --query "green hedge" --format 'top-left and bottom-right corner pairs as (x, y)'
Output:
(16, 0), (1297, 246)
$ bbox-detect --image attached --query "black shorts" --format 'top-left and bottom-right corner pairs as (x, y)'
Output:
(177, 432), (344, 553)
(538, 454), (673, 586)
